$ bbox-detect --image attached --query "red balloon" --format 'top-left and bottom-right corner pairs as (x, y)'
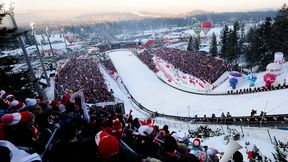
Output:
(264, 73), (276, 83)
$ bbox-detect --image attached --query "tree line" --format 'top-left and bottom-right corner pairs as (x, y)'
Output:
(211, 4), (288, 71)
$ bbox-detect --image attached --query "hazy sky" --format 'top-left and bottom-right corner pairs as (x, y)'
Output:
(3, 0), (288, 16)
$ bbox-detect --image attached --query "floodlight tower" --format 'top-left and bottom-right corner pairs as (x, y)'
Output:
(31, 23), (50, 87)
(61, 27), (68, 50)
(45, 27), (57, 69)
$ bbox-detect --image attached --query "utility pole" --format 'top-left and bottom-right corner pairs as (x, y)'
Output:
(31, 23), (50, 87)
(6, 1), (41, 95)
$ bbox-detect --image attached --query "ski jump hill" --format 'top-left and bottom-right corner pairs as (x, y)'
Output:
(106, 49), (288, 126)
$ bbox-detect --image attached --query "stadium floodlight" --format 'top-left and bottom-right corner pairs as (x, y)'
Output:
(31, 22), (51, 87)
(3, 0), (42, 95)
(45, 27), (57, 68)
(61, 27), (68, 50)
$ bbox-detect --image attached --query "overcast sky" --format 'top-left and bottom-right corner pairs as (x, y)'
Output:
(2, 0), (287, 16)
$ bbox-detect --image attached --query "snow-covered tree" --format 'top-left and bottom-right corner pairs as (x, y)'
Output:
(0, 56), (36, 101)
(271, 3), (288, 57)
(210, 32), (218, 57)
(272, 138), (288, 162)
(220, 25), (229, 61)
(0, 4), (18, 50)
(187, 36), (196, 52)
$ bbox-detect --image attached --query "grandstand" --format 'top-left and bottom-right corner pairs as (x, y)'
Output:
(55, 57), (114, 103)
(144, 47), (228, 84)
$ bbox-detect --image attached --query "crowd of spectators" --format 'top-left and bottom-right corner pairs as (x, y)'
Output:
(102, 59), (118, 74)
(138, 50), (159, 73)
(0, 87), (248, 162)
(4, 79), (260, 162)
(152, 47), (228, 84)
(55, 57), (114, 103)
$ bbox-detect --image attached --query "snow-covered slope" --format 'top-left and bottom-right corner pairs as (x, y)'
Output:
(108, 49), (288, 117)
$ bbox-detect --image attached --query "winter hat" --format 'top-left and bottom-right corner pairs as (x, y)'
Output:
(146, 118), (153, 125)
(112, 119), (123, 139)
(0, 90), (6, 99)
(95, 131), (120, 159)
(138, 125), (154, 136)
(125, 123), (131, 129)
(5, 94), (15, 102)
(1, 111), (30, 125)
(58, 104), (66, 113)
(25, 98), (37, 107)
(158, 130), (166, 138)
(112, 119), (123, 132)
(49, 100), (60, 108)
(193, 138), (201, 147)
(9, 100), (26, 112)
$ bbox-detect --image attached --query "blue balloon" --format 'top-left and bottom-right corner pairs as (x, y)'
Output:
(248, 73), (257, 87)
(229, 78), (238, 89)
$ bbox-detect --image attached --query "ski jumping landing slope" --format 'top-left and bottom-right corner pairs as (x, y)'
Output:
(108, 49), (288, 117)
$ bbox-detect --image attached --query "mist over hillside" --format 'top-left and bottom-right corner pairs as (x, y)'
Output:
(14, 9), (277, 27)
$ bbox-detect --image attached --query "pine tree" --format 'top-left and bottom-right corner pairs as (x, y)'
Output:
(258, 17), (273, 70)
(244, 27), (258, 68)
(0, 56), (36, 101)
(271, 3), (288, 57)
(195, 35), (200, 51)
(210, 32), (218, 57)
(0, 5), (36, 100)
(244, 17), (273, 71)
(239, 24), (245, 59)
(272, 138), (288, 162)
(226, 21), (240, 64)
(239, 24), (245, 45)
(187, 36), (196, 52)
(220, 25), (229, 60)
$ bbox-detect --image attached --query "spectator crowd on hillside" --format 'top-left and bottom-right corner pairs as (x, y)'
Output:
(138, 50), (159, 73)
(55, 58), (114, 103)
(102, 59), (117, 73)
(152, 47), (228, 84)
(0, 87), (250, 162)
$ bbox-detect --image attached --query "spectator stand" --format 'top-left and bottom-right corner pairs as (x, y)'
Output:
(55, 57), (115, 103)
(152, 47), (228, 84)
(154, 57), (214, 94)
